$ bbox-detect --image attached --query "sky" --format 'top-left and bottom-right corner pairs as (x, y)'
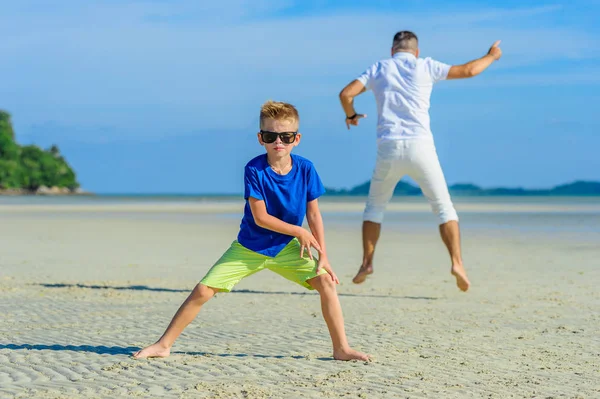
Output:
(1, 0), (599, 194)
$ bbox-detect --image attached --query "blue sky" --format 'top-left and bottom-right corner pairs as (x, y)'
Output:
(1, 0), (599, 193)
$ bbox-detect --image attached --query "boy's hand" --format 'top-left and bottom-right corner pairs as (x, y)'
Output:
(296, 228), (322, 260)
(317, 255), (340, 284)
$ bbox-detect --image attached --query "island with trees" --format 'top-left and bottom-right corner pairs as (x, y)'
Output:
(325, 179), (600, 197)
(0, 110), (84, 195)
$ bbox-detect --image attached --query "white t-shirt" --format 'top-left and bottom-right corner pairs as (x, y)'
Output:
(357, 52), (451, 142)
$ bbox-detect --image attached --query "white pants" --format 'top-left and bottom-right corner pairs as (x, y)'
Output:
(363, 139), (458, 224)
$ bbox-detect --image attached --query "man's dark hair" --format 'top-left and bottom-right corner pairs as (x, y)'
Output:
(392, 31), (418, 53)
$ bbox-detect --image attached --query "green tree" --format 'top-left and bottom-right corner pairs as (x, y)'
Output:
(49, 144), (60, 157)
(19, 145), (44, 190)
(0, 111), (19, 161)
(0, 110), (22, 188)
(0, 159), (22, 189)
(0, 110), (16, 140)
(0, 110), (80, 191)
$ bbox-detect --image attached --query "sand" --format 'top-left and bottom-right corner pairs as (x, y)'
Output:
(1, 201), (599, 398)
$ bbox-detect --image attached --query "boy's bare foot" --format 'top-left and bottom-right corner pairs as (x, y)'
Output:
(333, 347), (371, 362)
(352, 264), (373, 284)
(132, 342), (171, 359)
(451, 263), (470, 292)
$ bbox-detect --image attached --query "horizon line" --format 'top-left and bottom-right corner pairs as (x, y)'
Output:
(89, 179), (600, 196)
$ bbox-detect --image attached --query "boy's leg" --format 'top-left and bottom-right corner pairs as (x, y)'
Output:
(355, 156), (399, 284)
(134, 241), (266, 359)
(133, 283), (218, 359)
(307, 275), (370, 361)
(270, 240), (369, 361)
(407, 141), (470, 292)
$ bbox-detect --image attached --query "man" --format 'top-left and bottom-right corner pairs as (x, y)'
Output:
(339, 31), (502, 292)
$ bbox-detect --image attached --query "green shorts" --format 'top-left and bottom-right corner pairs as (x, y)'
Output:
(200, 238), (327, 292)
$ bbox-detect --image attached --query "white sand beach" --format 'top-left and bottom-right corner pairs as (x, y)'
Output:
(1, 198), (599, 398)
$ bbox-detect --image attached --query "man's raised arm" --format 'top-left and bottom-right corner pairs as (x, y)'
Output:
(447, 40), (502, 79)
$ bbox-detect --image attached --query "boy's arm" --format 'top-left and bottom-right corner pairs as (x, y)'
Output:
(305, 199), (327, 258)
(249, 197), (322, 257)
(447, 40), (502, 79)
(306, 199), (339, 284)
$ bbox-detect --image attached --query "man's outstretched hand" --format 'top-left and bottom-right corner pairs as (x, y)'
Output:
(345, 114), (367, 129)
(488, 40), (502, 61)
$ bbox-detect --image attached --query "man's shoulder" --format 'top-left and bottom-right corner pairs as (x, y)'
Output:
(419, 56), (449, 67)
(361, 58), (390, 73)
(370, 58), (393, 69)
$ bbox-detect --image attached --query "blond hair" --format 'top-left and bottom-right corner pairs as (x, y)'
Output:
(259, 100), (299, 129)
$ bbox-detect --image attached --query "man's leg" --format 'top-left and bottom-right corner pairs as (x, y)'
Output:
(307, 274), (370, 361)
(133, 284), (218, 359)
(354, 157), (399, 284)
(408, 141), (470, 292)
(439, 220), (469, 291)
(353, 221), (381, 283)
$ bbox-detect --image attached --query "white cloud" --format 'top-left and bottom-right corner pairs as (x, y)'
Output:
(1, 1), (598, 138)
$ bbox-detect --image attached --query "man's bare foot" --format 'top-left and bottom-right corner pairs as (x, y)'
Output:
(352, 264), (373, 284)
(132, 342), (171, 359)
(333, 347), (371, 362)
(451, 263), (470, 292)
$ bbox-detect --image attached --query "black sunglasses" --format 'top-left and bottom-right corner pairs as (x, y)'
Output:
(259, 130), (298, 144)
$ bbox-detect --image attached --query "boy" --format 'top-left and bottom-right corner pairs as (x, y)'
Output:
(133, 101), (369, 362)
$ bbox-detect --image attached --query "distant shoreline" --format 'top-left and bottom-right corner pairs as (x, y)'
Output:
(2, 180), (599, 197)
(0, 187), (93, 196)
(2, 194), (600, 201)
(325, 180), (600, 197)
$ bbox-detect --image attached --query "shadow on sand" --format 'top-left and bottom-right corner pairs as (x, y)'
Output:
(36, 283), (438, 300)
(0, 344), (335, 360)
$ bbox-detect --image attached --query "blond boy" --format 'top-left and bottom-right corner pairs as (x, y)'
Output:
(134, 101), (369, 362)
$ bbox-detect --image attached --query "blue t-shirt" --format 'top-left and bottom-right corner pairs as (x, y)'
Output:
(237, 153), (326, 257)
